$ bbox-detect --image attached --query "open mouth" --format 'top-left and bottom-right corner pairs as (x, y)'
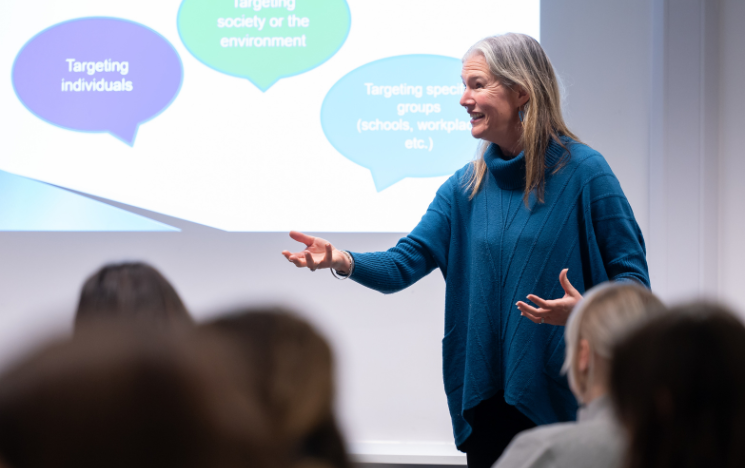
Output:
(469, 112), (485, 124)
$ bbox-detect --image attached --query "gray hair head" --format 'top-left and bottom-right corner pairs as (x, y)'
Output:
(563, 282), (666, 398)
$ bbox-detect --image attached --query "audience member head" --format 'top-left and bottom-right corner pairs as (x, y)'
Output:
(75, 262), (193, 332)
(563, 282), (665, 405)
(610, 303), (745, 468)
(204, 307), (348, 468)
(0, 326), (270, 468)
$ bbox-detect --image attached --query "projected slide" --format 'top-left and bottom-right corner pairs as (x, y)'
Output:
(0, 0), (539, 232)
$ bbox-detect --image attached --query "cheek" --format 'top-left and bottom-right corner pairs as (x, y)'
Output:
(479, 97), (508, 120)
(493, 100), (512, 118)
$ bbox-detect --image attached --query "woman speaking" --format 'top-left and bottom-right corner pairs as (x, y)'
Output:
(283, 33), (649, 468)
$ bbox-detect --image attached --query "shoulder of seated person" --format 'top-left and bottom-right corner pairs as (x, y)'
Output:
(553, 417), (622, 442)
(511, 419), (622, 453)
(510, 421), (578, 445)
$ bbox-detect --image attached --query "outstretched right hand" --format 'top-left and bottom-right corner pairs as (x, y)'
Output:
(281, 231), (350, 273)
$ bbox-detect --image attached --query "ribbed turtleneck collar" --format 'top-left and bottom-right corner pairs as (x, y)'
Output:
(484, 137), (570, 191)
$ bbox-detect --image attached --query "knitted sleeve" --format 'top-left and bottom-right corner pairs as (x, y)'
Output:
(583, 159), (650, 287)
(348, 176), (453, 294)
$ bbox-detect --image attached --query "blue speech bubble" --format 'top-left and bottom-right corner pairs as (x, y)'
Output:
(321, 55), (477, 191)
(12, 17), (183, 146)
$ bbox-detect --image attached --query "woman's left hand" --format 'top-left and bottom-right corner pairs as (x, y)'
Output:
(517, 269), (582, 326)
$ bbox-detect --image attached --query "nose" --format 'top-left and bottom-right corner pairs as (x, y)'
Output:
(460, 87), (473, 108)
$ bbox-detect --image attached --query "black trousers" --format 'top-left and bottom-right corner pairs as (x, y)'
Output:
(459, 392), (536, 468)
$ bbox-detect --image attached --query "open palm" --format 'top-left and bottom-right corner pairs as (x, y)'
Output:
(516, 269), (582, 326)
(281, 231), (346, 272)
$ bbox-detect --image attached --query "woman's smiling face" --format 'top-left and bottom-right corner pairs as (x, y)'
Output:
(460, 54), (525, 150)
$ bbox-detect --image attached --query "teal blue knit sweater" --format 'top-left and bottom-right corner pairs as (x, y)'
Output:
(349, 137), (650, 448)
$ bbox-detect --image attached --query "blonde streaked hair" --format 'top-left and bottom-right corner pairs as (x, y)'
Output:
(463, 33), (579, 204)
(563, 282), (666, 400)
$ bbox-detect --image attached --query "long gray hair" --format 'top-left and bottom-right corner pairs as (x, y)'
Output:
(463, 33), (579, 205)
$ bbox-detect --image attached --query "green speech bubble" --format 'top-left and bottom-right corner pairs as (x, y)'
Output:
(177, 0), (350, 91)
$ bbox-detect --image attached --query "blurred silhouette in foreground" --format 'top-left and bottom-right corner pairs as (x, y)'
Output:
(74, 262), (193, 332)
(611, 302), (745, 468)
(205, 307), (350, 468)
(0, 327), (271, 468)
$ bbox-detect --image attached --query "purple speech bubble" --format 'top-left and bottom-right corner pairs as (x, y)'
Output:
(12, 17), (183, 146)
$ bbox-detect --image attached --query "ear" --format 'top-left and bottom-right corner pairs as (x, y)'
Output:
(577, 339), (591, 374)
(514, 85), (530, 107)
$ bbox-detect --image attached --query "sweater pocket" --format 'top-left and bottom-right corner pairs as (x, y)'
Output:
(441, 327), (467, 411)
(441, 327), (463, 392)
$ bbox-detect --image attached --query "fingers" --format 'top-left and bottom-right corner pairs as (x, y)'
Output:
(517, 303), (543, 324)
(323, 243), (333, 267)
(526, 294), (551, 309)
(559, 268), (581, 297)
(516, 301), (549, 317)
(282, 243), (332, 272)
(517, 300), (553, 324)
(521, 311), (542, 324)
(289, 230), (315, 247)
(304, 251), (317, 271)
(281, 250), (306, 268)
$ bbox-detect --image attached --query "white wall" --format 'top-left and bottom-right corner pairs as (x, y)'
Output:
(718, 0), (745, 309)
(646, 0), (721, 303)
(643, 0), (745, 308)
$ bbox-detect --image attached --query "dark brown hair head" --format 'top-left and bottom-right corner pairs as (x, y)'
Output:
(204, 308), (348, 468)
(610, 302), (745, 468)
(75, 262), (193, 332)
(0, 327), (272, 468)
